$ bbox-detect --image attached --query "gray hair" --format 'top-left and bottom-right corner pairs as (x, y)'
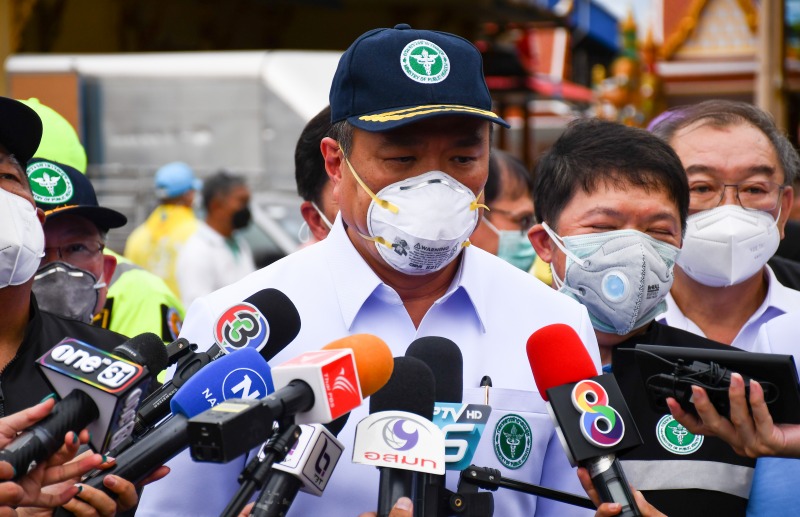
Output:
(650, 100), (800, 185)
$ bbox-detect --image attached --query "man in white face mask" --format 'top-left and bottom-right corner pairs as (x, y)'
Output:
(138, 24), (602, 517)
(650, 101), (800, 351)
(650, 100), (800, 516)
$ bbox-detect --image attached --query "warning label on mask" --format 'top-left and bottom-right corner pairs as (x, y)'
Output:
(400, 241), (459, 271)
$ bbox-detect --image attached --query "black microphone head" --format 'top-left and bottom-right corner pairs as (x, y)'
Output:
(370, 357), (435, 420)
(405, 336), (462, 403)
(114, 333), (169, 374)
(211, 288), (301, 358)
(324, 413), (350, 437)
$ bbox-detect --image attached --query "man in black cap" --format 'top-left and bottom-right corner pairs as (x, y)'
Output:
(27, 158), (127, 324)
(140, 25), (600, 517)
(0, 96), (167, 515)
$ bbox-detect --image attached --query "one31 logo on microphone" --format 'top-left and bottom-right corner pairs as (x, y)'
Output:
(214, 302), (269, 352)
(571, 380), (624, 447)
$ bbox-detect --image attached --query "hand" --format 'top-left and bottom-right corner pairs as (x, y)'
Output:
(59, 461), (170, 517)
(0, 399), (104, 510)
(577, 467), (666, 517)
(357, 497), (413, 517)
(668, 372), (800, 458)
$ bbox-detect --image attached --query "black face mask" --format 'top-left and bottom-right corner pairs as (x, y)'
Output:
(232, 206), (251, 230)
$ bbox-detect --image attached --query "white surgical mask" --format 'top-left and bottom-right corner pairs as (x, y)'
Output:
(482, 216), (536, 271)
(543, 223), (679, 335)
(0, 188), (45, 288)
(677, 205), (780, 287)
(344, 156), (483, 275)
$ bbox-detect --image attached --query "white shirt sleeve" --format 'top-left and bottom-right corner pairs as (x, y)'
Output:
(176, 238), (216, 308)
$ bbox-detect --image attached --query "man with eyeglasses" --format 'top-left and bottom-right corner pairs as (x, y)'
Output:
(650, 100), (800, 516)
(649, 100), (800, 351)
(470, 149), (539, 272)
(27, 158), (127, 324)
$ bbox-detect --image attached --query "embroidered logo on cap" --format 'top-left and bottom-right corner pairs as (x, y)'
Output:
(656, 414), (703, 455)
(493, 414), (532, 469)
(400, 39), (450, 84)
(27, 162), (74, 204)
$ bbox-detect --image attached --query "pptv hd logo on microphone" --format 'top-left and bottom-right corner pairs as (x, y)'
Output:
(214, 302), (269, 352)
(352, 411), (445, 475)
(571, 379), (624, 447)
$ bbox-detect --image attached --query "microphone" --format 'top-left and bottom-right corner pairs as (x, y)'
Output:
(249, 415), (350, 517)
(352, 356), (444, 517)
(133, 288), (301, 437)
(0, 333), (164, 479)
(405, 337), (463, 517)
(188, 334), (394, 463)
(528, 324), (643, 517)
(81, 347), (273, 493)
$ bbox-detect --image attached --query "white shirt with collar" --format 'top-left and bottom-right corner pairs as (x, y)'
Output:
(176, 221), (256, 308)
(138, 215), (600, 517)
(658, 265), (800, 352)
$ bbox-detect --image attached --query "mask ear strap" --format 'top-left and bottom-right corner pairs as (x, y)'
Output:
(541, 222), (585, 267)
(481, 215), (501, 236)
(470, 190), (489, 211)
(311, 202), (334, 230)
(342, 153), (399, 214)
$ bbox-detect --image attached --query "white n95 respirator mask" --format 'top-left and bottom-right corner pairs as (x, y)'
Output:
(0, 188), (45, 288)
(677, 205), (780, 287)
(344, 156), (483, 275)
(543, 223), (679, 335)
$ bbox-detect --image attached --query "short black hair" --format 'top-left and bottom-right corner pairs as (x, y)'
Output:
(534, 118), (689, 232)
(651, 100), (800, 185)
(202, 171), (246, 212)
(485, 149), (533, 204)
(295, 106), (332, 205)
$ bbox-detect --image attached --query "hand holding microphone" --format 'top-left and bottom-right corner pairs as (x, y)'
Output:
(528, 324), (643, 517)
(577, 468), (666, 517)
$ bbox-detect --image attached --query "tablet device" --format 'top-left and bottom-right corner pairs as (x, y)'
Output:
(634, 344), (800, 424)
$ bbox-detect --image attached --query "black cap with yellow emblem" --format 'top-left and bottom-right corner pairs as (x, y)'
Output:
(26, 159), (127, 231)
(330, 24), (509, 131)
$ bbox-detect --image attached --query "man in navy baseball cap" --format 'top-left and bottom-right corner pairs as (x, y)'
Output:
(137, 25), (602, 517)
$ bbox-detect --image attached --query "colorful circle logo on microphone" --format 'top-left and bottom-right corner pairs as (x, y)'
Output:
(571, 380), (625, 447)
(382, 419), (420, 451)
(214, 302), (269, 352)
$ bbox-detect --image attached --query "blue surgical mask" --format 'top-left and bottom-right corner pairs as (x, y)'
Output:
(482, 216), (536, 271)
(542, 223), (679, 335)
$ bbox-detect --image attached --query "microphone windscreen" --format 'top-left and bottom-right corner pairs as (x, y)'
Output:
(324, 413), (350, 437)
(170, 348), (273, 418)
(248, 288), (302, 360)
(323, 334), (393, 397)
(405, 336), (462, 403)
(527, 323), (597, 401)
(369, 357), (435, 420)
(114, 333), (169, 373)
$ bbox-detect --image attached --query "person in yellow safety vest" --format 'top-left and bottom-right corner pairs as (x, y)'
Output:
(96, 250), (185, 382)
(124, 162), (201, 298)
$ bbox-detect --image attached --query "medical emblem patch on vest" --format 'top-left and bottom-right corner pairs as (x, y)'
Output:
(656, 414), (703, 455)
(28, 161), (74, 204)
(400, 39), (450, 84)
(493, 414), (532, 469)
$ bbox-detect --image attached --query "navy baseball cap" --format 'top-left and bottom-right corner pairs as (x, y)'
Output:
(26, 158), (127, 231)
(0, 97), (43, 165)
(330, 24), (509, 131)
